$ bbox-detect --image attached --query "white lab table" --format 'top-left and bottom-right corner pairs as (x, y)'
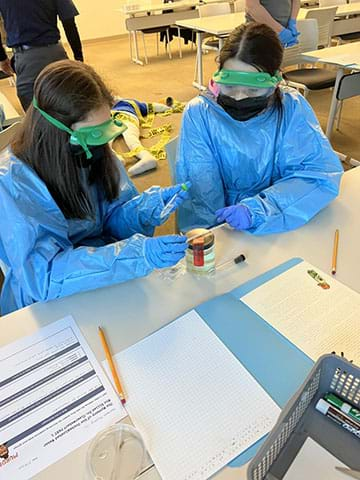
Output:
(1, 164), (360, 479)
(176, 12), (246, 88)
(301, 41), (360, 138)
(122, 0), (200, 16)
(0, 91), (22, 126)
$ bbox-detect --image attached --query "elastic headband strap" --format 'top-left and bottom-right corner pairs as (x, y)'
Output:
(32, 97), (92, 159)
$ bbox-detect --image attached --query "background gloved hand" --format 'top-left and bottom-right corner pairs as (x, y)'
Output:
(278, 27), (299, 47)
(288, 18), (300, 40)
(144, 235), (188, 269)
(215, 205), (253, 231)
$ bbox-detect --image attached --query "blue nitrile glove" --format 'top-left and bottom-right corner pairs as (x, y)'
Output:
(215, 205), (253, 231)
(150, 181), (192, 225)
(288, 18), (300, 39)
(161, 181), (191, 214)
(144, 235), (188, 269)
(278, 28), (298, 48)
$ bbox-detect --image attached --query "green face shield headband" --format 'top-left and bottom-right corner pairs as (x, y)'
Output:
(212, 69), (282, 88)
(32, 98), (128, 159)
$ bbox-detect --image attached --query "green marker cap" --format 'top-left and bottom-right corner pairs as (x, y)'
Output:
(325, 393), (360, 424)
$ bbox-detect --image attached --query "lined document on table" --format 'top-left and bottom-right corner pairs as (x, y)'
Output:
(242, 261), (360, 364)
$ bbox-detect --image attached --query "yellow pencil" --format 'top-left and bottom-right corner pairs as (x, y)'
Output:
(331, 229), (339, 275)
(98, 326), (126, 404)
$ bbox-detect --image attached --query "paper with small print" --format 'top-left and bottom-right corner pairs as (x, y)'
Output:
(242, 261), (360, 363)
(104, 310), (280, 480)
(0, 316), (126, 480)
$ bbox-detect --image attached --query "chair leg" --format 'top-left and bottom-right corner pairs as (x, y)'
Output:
(141, 32), (148, 65)
(132, 30), (143, 66)
(128, 32), (133, 61)
(336, 100), (343, 131)
(166, 29), (172, 60)
(156, 32), (160, 56)
(177, 27), (182, 59)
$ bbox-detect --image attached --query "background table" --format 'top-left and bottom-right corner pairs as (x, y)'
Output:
(1, 165), (359, 479)
(301, 41), (360, 138)
(176, 12), (245, 88)
(122, 1), (199, 65)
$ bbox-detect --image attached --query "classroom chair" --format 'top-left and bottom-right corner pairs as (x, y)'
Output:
(163, 0), (196, 59)
(333, 0), (360, 44)
(302, 6), (338, 48)
(126, 15), (173, 65)
(282, 19), (338, 98)
(318, 0), (360, 45)
(334, 72), (360, 132)
(197, 3), (231, 53)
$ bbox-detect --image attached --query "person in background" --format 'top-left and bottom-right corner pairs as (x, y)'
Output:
(245, 0), (300, 47)
(176, 23), (343, 234)
(0, 60), (189, 315)
(0, 0), (84, 110)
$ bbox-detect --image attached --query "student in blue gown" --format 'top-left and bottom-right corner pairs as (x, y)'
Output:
(0, 60), (189, 315)
(176, 23), (343, 233)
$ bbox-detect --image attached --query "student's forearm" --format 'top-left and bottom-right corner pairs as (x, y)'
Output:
(245, 0), (283, 32)
(291, 0), (300, 19)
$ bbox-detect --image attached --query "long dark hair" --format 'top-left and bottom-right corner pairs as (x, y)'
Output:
(12, 60), (120, 220)
(218, 23), (284, 113)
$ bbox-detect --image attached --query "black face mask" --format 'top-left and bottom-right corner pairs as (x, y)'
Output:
(217, 93), (270, 121)
(70, 144), (106, 168)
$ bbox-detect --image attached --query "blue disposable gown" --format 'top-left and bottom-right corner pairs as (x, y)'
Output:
(176, 88), (343, 233)
(0, 149), (164, 315)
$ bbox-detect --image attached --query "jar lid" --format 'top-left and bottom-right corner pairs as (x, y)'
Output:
(186, 228), (215, 249)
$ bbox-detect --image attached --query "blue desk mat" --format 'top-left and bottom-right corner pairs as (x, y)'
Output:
(195, 258), (314, 468)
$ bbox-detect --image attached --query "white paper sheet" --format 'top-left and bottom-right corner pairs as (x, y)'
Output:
(0, 316), (126, 480)
(105, 310), (281, 480)
(242, 261), (360, 364)
(284, 438), (348, 480)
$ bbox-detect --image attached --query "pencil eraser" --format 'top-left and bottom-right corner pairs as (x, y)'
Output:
(331, 270), (336, 275)
(121, 398), (126, 405)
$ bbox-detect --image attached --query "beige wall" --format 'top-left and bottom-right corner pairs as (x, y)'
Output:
(61, 0), (128, 42)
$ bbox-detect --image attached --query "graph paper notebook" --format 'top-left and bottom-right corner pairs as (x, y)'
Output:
(105, 310), (280, 480)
